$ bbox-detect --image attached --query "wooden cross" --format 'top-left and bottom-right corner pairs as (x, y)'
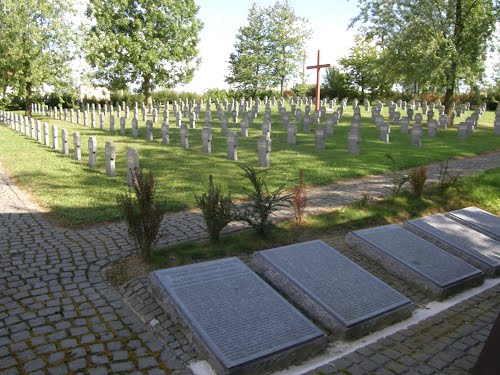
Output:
(307, 50), (331, 111)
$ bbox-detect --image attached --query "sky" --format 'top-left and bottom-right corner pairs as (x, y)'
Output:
(174, 0), (360, 93)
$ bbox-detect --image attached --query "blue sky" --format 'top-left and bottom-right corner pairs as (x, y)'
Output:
(175, 0), (360, 93)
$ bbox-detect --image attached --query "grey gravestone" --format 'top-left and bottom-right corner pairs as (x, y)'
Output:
(287, 124), (297, 145)
(202, 127), (212, 153)
(73, 132), (81, 161)
(303, 116), (311, 133)
(61, 129), (69, 155)
(88, 136), (97, 167)
(149, 257), (326, 375)
(180, 125), (189, 149)
(257, 135), (271, 168)
(252, 240), (413, 338)
(120, 117), (126, 135)
(446, 207), (500, 242)
(346, 224), (483, 298)
(315, 128), (325, 149)
(36, 121), (42, 143)
(411, 127), (422, 147)
(240, 118), (248, 137)
(404, 215), (500, 276)
(380, 123), (390, 143)
(127, 148), (139, 187)
(428, 120), (437, 137)
(109, 115), (115, 132)
(99, 113), (104, 129)
(161, 122), (170, 144)
(348, 132), (360, 156)
(132, 117), (139, 138)
(43, 123), (50, 146)
(226, 131), (238, 161)
(52, 125), (59, 150)
(105, 141), (115, 177)
(458, 123), (468, 140)
(146, 120), (154, 141)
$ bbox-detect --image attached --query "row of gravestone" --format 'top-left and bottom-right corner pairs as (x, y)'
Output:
(148, 206), (500, 375)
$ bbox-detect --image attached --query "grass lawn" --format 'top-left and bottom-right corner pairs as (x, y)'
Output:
(0, 104), (498, 226)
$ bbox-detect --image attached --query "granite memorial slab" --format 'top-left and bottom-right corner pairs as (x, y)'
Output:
(149, 257), (326, 375)
(346, 224), (483, 298)
(446, 206), (500, 242)
(252, 240), (413, 338)
(404, 215), (500, 276)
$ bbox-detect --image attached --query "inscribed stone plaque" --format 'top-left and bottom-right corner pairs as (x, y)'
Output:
(149, 258), (326, 375)
(446, 206), (500, 242)
(404, 215), (500, 276)
(252, 240), (412, 337)
(346, 224), (483, 298)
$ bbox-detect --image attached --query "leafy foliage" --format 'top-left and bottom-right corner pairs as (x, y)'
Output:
(438, 160), (462, 192)
(408, 165), (427, 198)
(85, 0), (203, 104)
(291, 170), (307, 226)
(385, 154), (409, 200)
(117, 168), (165, 259)
(234, 165), (292, 235)
(195, 175), (234, 243)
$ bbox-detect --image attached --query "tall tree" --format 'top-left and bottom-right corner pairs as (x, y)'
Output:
(85, 0), (203, 105)
(351, 0), (498, 116)
(268, 0), (312, 95)
(225, 3), (272, 95)
(0, 0), (76, 114)
(322, 66), (352, 99)
(226, 0), (312, 96)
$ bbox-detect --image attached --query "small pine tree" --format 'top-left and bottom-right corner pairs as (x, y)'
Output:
(195, 174), (233, 243)
(117, 167), (165, 259)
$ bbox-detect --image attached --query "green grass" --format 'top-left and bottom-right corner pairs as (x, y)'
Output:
(148, 167), (500, 268)
(0, 105), (498, 226)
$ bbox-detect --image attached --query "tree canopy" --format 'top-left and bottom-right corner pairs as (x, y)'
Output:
(226, 0), (312, 96)
(85, 0), (203, 105)
(0, 0), (76, 114)
(351, 0), (498, 113)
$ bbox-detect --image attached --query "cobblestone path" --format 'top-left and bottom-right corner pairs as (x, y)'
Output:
(1, 151), (500, 374)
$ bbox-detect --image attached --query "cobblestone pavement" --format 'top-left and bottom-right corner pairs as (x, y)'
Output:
(1, 151), (500, 374)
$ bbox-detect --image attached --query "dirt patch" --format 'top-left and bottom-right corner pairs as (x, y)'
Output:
(105, 255), (156, 288)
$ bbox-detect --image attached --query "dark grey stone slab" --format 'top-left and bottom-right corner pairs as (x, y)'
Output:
(252, 240), (413, 338)
(346, 224), (483, 299)
(149, 257), (326, 375)
(404, 215), (500, 276)
(446, 206), (500, 242)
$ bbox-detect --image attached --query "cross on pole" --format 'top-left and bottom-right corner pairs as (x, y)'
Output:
(307, 50), (331, 111)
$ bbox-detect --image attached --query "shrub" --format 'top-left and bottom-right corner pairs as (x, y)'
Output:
(234, 165), (292, 235)
(438, 160), (462, 192)
(117, 168), (165, 259)
(195, 174), (233, 243)
(291, 169), (307, 226)
(408, 165), (427, 198)
(385, 154), (408, 200)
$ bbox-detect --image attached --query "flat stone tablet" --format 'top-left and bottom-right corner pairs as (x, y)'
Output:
(404, 215), (500, 276)
(446, 206), (500, 242)
(149, 257), (326, 375)
(252, 240), (413, 338)
(346, 225), (483, 298)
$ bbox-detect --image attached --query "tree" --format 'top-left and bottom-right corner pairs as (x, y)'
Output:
(85, 0), (203, 105)
(0, 0), (76, 115)
(225, 4), (272, 95)
(226, 0), (312, 96)
(268, 0), (312, 95)
(322, 66), (352, 99)
(339, 37), (393, 100)
(351, 0), (497, 115)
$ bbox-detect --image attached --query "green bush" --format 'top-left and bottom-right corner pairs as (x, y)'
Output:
(117, 168), (165, 259)
(195, 174), (233, 243)
(408, 165), (427, 198)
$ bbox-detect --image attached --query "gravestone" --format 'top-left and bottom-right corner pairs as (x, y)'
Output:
(120, 117), (126, 135)
(109, 115), (115, 132)
(36, 121), (42, 143)
(127, 148), (139, 187)
(428, 120), (437, 137)
(380, 123), (390, 143)
(180, 124), (189, 148)
(240, 118), (248, 137)
(348, 132), (360, 156)
(73, 132), (81, 161)
(132, 117), (139, 138)
(404, 215), (500, 276)
(105, 141), (115, 177)
(43, 123), (50, 146)
(400, 118), (410, 134)
(458, 123), (468, 140)
(315, 128), (325, 149)
(99, 113), (104, 129)
(52, 125), (59, 150)
(149, 258), (326, 375)
(257, 135), (271, 168)
(346, 225), (483, 298)
(287, 124), (297, 145)
(303, 115), (311, 133)
(88, 136), (97, 167)
(439, 114), (448, 129)
(253, 240), (413, 337)
(411, 127), (422, 147)
(61, 129), (69, 155)
(202, 127), (212, 153)
(226, 131), (238, 161)
(146, 120), (154, 141)
(161, 122), (170, 144)
(446, 206), (500, 242)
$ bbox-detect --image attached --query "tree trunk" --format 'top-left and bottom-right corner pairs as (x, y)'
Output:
(280, 76), (284, 96)
(25, 81), (33, 117)
(144, 75), (152, 106)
